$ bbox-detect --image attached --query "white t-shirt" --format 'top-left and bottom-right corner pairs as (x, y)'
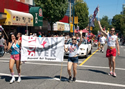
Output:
(99, 36), (106, 44)
(68, 43), (79, 57)
(0, 38), (5, 46)
(107, 34), (117, 47)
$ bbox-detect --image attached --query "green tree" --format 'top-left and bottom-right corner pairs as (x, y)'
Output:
(34, 0), (68, 31)
(100, 16), (109, 30)
(112, 14), (125, 36)
(112, 14), (122, 31)
(74, 0), (89, 29)
(92, 18), (100, 35)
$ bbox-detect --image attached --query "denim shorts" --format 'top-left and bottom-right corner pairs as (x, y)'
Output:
(68, 57), (78, 63)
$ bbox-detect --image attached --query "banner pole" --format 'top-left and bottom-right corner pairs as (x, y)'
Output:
(3, 30), (9, 40)
(60, 62), (63, 80)
(98, 5), (99, 21)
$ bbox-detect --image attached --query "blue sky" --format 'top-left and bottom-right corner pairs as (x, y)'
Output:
(84, 0), (125, 19)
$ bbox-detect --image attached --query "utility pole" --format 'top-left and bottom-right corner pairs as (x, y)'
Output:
(69, 0), (71, 23)
(73, 0), (75, 35)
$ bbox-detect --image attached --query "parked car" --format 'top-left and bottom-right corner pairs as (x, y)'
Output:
(64, 39), (92, 58)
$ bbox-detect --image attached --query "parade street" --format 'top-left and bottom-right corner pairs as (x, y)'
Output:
(0, 45), (125, 89)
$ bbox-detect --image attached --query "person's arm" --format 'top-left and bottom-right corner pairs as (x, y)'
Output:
(116, 37), (120, 55)
(64, 44), (68, 52)
(98, 21), (108, 36)
(8, 42), (13, 50)
(78, 31), (83, 47)
(18, 40), (21, 46)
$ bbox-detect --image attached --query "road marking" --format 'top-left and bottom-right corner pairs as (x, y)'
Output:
(0, 73), (125, 88)
(1, 60), (125, 71)
(0, 58), (10, 59)
(79, 49), (98, 66)
(0, 59), (83, 63)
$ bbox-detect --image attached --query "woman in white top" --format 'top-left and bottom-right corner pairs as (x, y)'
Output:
(64, 31), (82, 82)
(99, 34), (106, 53)
(98, 21), (120, 77)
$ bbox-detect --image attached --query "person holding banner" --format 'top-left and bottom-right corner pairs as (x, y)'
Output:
(64, 31), (82, 82)
(98, 21), (120, 77)
(8, 33), (21, 83)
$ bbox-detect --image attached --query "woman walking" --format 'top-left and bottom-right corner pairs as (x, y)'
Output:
(64, 31), (82, 82)
(98, 21), (120, 77)
(8, 33), (21, 83)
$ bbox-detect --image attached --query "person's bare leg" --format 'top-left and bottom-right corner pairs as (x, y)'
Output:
(16, 60), (21, 74)
(9, 59), (15, 83)
(16, 60), (21, 82)
(67, 62), (73, 77)
(112, 56), (116, 73)
(9, 59), (15, 73)
(108, 57), (112, 72)
(73, 63), (77, 78)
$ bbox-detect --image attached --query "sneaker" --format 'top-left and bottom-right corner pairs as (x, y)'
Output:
(113, 72), (117, 77)
(73, 77), (76, 82)
(17, 77), (21, 83)
(102, 50), (104, 53)
(68, 76), (72, 82)
(108, 71), (113, 76)
(10, 77), (15, 84)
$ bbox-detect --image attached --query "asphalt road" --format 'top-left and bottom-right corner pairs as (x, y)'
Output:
(0, 44), (125, 89)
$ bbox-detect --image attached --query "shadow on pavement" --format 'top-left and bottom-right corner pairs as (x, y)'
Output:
(88, 69), (108, 75)
(0, 75), (52, 82)
(54, 75), (68, 82)
(78, 69), (108, 75)
(1, 76), (11, 82)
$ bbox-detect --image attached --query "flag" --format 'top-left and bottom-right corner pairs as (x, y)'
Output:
(90, 6), (99, 27)
(0, 25), (4, 31)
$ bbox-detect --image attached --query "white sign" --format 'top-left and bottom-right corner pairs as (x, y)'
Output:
(21, 35), (65, 62)
(64, 23), (70, 31)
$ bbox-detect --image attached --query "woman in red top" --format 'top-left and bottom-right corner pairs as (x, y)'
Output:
(17, 32), (22, 41)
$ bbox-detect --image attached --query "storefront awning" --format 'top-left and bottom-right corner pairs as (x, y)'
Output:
(0, 12), (7, 20)
(0, 9), (33, 26)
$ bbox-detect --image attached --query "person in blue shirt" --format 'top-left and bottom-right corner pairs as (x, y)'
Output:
(8, 33), (21, 83)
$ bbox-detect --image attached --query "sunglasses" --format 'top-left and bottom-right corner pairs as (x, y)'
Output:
(110, 30), (115, 31)
(72, 38), (77, 40)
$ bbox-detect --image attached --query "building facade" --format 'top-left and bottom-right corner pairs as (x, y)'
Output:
(16, 0), (34, 5)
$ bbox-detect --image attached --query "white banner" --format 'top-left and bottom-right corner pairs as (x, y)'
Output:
(21, 35), (65, 62)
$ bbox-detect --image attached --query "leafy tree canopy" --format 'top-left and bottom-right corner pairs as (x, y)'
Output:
(100, 16), (110, 30)
(74, 0), (89, 29)
(34, 0), (68, 23)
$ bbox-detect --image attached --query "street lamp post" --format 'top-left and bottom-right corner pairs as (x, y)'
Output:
(73, 0), (75, 36)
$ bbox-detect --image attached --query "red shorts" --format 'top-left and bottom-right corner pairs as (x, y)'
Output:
(106, 48), (116, 57)
(10, 54), (20, 61)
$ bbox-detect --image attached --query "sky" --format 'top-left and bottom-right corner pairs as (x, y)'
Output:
(84, 0), (125, 19)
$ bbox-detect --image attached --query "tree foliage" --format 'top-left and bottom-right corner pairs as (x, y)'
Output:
(92, 18), (100, 35)
(74, 0), (89, 29)
(112, 14), (125, 36)
(100, 16), (110, 30)
(34, 0), (68, 30)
